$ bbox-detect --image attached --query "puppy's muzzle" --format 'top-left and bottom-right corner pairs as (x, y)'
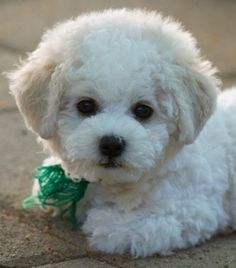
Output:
(99, 135), (126, 160)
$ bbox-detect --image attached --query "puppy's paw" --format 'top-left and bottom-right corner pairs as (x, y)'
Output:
(82, 208), (186, 257)
(82, 208), (130, 255)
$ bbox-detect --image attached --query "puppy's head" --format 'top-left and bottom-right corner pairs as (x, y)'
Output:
(9, 9), (220, 184)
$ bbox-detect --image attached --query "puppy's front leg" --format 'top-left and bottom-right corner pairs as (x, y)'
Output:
(83, 208), (183, 256)
(82, 196), (225, 257)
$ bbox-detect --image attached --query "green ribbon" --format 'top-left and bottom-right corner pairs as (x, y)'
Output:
(23, 164), (89, 224)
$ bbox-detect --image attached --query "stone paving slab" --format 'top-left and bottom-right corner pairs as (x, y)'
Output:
(0, 112), (44, 203)
(0, 196), (120, 268)
(0, 209), (85, 268)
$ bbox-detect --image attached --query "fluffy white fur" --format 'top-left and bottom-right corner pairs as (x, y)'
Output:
(8, 9), (236, 257)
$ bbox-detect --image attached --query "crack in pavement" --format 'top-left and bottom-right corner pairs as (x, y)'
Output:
(32, 255), (122, 268)
(0, 40), (25, 55)
(0, 107), (18, 114)
(220, 71), (236, 79)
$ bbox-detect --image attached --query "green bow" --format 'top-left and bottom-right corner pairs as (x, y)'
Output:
(23, 164), (89, 224)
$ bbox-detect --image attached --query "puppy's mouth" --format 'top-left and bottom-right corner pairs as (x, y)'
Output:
(98, 158), (123, 169)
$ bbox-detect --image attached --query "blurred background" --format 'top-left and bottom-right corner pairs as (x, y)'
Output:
(1, 1), (236, 267)
(1, 0), (236, 108)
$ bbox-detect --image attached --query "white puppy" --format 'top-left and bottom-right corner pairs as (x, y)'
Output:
(9, 9), (236, 257)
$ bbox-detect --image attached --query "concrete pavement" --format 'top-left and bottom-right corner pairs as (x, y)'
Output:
(1, 1), (236, 267)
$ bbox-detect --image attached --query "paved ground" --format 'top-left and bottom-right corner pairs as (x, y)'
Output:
(1, 1), (236, 267)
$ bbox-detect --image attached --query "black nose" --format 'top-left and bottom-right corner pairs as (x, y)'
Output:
(99, 135), (126, 158)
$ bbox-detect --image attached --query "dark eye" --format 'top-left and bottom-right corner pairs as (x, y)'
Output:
(76, 99), (98, 116)
(132, 104), (153, 120)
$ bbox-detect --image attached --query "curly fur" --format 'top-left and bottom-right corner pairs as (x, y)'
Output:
(8, 9), (236, 257)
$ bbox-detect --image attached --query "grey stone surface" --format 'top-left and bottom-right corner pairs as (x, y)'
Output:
(0, 209), (86, 268)
(0, 112), (44, 203)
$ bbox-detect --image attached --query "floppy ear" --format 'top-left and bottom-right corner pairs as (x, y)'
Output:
(172, 66), (219, 144)
(8, 54), (64, 139)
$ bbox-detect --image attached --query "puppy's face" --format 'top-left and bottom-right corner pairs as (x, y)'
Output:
(57, 43), (172, 183)
(58, 93), (169, 184)
(9, 10), (219, 185)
